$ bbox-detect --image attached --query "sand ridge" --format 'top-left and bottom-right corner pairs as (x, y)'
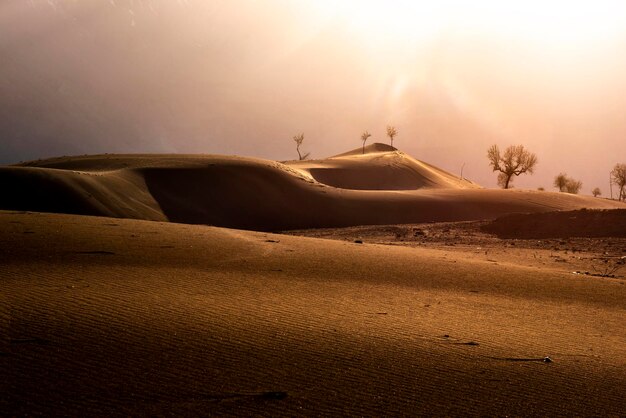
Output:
(2, 146), (624, 231)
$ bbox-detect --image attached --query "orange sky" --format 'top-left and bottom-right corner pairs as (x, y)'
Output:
(1, 0), (625, 193)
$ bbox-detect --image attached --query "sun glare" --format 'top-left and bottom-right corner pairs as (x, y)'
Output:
(308, 0), (626, 45)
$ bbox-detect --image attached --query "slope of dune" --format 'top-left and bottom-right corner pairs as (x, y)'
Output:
(286, 143), (479, 190)
(1, 148), (624, 230)
(2, 211), (625, 416)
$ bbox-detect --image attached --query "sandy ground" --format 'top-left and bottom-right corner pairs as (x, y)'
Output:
(284, 210), (626, 280)
(3, 147), (625, 416)
(2, 210), (626, 416)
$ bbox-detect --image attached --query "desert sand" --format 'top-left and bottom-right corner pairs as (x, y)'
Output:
(2, 145), (626, 416)
(2, 143), (623, 230)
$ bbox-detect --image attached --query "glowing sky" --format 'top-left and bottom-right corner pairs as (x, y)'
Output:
(1, 0), (626, 192)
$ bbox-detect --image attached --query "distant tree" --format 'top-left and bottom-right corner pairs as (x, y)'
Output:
(487, 144), (538, 189)
(592, 187), (602, 197)
(537, 187), (545, 191)
(565, 179), (583, 194)
(611, 163), (626, 201)
(292, 133), (309, 160)
(554, 173), (582, 194)
(554, 173), (568, 192)
(386, 125), (398, 147)
(361, 131), (372, 154)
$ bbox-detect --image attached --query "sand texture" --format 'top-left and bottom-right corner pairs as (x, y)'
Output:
(2, 210), (626, 416)
(2, 145), (624, 231)
(3, 146), (625, 416)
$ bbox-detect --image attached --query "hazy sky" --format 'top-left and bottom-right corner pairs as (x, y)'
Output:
(2, 0), (626, 193)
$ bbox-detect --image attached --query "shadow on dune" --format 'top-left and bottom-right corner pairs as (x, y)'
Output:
(141, 164), (544, 231)
(141, 164), (481, 231)
(0, 167), (101, 216)
(142, 164), (326, 231)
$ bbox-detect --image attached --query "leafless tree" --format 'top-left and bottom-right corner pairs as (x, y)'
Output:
(611, 163), (626, 201)
(487, 144), (538, 189)
(293, 133), (309, 160)
(554, 173), (582, 194)
(386, 125), (398, 147)
(592, 187), (602, 197)
(565, 179), (583, 194)
(554, 173), (568, 192)
(361, 131), (371, 154)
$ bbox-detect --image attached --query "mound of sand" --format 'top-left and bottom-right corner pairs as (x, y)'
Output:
(286, 143), (479, 190)
(483, 208), (626, 238)
(1, 147), (624, 230)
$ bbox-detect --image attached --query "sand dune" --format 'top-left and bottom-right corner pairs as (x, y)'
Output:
(1, 145), (624, 230)
(2, 211), (625, 416)
(288, 142), (479, 190)
(4, 147), (624, 416)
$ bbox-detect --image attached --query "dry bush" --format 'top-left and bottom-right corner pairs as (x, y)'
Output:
(554, 173), (582, 194)
(554, 173), (568, 192)
(386, 125), (398, 147)
(566, 179), (583, 194)
(293, 133), (309, 160)
(361, 131), (371, 154)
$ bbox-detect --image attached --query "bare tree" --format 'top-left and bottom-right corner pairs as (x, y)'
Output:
(361, 131), (371, 154)
(565, 179), (583, 194)
(611, 163), (626, 201)
(554, 173), (582, 194)
(554, 173), (568, 192)
(592, 187), (602, 197)
(386, 125), (398, 147)
(487, 144), (538, 189)
(293, 133), (309, 160)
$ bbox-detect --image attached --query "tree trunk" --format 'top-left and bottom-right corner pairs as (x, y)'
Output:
(296, 146), (302, 161)
(504, 175), (511, 189)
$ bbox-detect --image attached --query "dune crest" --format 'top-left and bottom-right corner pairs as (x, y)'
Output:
(331, 142), (398, 156)
(1, 148), (624, 230)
